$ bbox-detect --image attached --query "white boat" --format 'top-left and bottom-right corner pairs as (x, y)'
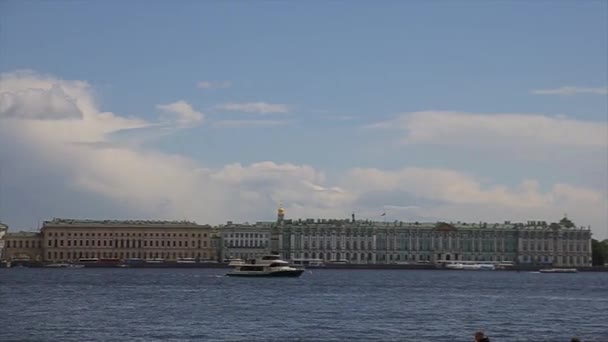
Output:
(145, 258), (165, 264)
(226, 254), (305, 277)
(176, 258), (196, 264)
(539, 268), (578, 273)
(44, 263), (84, 268)
(228, 258), (245, 266)
(445, 263), (495, 270)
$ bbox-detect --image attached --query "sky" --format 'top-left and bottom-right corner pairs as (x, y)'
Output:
(0, 1), (607, 238)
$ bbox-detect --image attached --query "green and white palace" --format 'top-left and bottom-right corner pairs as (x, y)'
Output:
(269, 207), (592, 267)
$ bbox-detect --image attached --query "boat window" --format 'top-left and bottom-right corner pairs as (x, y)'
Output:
(269, 262), (287, 267)
(240, 266), (264, 271)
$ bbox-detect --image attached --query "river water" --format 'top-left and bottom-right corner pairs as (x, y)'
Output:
(1, 268), (606, 341)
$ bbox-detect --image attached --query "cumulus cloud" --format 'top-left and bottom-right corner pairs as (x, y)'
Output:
(156, 100), (204, 128)
(196, 80), (232, 89)
(342, 167), (606, 235)
(0, 70), (606, 239)
(369, 111), (607, 148)
(216, 102), (290, 114)
(0, 84), (82, 120)
(531, 86), (608, 96)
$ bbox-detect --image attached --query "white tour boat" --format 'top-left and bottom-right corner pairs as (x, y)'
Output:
(227, 258), (245, 266)
(226, 254), (305, 277)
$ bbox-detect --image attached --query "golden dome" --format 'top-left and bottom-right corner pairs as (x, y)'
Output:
(278, 206), (285, 215)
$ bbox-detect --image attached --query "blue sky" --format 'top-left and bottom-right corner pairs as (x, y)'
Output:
(0, 1), (607, 238)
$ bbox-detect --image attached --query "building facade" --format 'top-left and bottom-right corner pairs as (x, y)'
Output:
(219, 221), (272, 261)
(272, 209), (592, 267)
(0, 213), (593, 267)
(3, 231), (44, 262)
(40, 218), (219, 263)
(0, 223), (7, 260)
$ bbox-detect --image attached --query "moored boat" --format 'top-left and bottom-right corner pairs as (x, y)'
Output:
(445, 263), (495, 270)
(539, 268), (578, 273)
(226, 254), (305, 277)
(44, 263), (84, 268)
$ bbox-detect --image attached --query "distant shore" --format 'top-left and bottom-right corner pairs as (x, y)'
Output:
(2, 260), (607, 272)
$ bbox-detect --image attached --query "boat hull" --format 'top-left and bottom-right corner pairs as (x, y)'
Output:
(226, 269), (305, 277)
(539, 268), (578, 273)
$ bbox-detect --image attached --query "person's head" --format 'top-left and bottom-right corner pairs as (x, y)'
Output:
(571, 338), (581, 342)
(474, 331), (485, 341)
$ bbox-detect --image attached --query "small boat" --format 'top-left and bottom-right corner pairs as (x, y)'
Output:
(226, 254), (305, 277)
(145, 258), (165, 264)
(176, 258), (196, 264)
(445, 263), (495, 270)
(44, 263), (84, 268)
(539, 268), (578, 273)
(44, 263), (71, 268)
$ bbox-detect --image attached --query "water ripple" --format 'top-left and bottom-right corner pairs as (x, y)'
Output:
(1, 269), (607, 341)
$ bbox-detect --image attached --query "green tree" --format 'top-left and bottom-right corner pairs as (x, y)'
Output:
(591, 239), (608, 266)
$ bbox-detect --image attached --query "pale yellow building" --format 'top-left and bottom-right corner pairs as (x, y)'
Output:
(41, 218), (219, 263)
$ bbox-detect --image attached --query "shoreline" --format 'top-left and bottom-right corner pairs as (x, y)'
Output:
(3, 261), (607, 272)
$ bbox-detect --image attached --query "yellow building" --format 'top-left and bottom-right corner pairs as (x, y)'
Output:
(41, 218), (218, 263)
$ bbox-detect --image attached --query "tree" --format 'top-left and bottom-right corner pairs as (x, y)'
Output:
(591, 239), (608, 266)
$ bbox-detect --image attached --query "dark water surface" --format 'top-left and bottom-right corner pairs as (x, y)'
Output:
(1, 268), (606, 341)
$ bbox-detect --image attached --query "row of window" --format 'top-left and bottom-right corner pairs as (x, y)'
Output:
(227, 233), (268, 238)
(293, 252), (514, 263)
(288, 232), (517, 239)
(521, 241), (588, 252)
(520, 254), (587, 265)
(46, 239), (209, 248)
(289, 239), (516, 253)
(5, 240), (42, 249)
(47, 251), (209, 261)
(225, 240), (269, 248)
(47, 232), (209, 238)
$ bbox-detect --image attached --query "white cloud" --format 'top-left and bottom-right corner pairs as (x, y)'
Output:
(0, 84), (82, 120)
(216, 102), (290, 114)
(531, 86), (608, 96)
(212, 119), (288, 128)
(196, 80), (232, 89)
(156, 100), (203, 128)
(342, 167), (606, 235)
(370, 111), (607, 148)
(1, 70), (606, 239)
